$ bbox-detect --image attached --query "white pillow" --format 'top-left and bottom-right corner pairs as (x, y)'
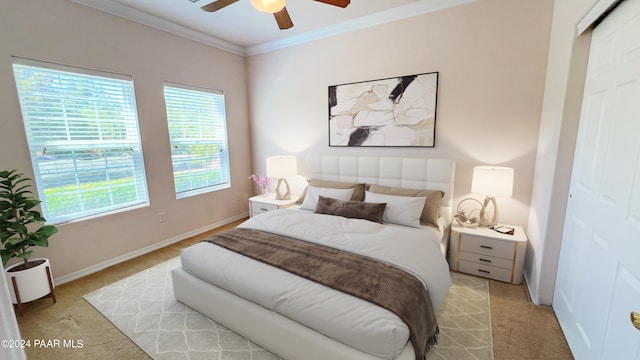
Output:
(300, 186), (355, 211)
(364, 191), (426, 228)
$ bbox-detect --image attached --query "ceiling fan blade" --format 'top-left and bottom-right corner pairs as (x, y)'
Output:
(313, 0), (350, 8)
(274, 7), (293, 30)
(201, 0), (239, 12)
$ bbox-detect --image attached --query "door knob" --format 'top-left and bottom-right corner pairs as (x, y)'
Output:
(632, 312), (640, 331)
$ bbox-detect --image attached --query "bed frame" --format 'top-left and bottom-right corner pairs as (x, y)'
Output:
(172, 156), (455, 360)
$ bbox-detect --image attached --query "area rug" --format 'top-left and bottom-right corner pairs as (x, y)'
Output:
(427, 271), (493, 360)
(84, 257), (493, 360)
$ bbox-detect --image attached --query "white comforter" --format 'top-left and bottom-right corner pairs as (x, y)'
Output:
(181, 210), (451, 360)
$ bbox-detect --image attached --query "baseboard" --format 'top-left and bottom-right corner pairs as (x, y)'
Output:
(523, 271), (540, 305)
(54, 212), (249, 285)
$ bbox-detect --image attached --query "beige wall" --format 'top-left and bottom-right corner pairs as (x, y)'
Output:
(247, 0), (554, 229)
(526, 0), (599, 305)
(0, 0), (253, 280)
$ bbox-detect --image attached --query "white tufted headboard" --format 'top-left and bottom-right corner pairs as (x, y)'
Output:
(301, 156), (456, 224)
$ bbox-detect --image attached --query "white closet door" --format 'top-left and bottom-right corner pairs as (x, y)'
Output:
(553, 0), (640, 359)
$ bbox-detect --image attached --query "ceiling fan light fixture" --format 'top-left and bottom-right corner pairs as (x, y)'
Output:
(250, 0), (286, 14)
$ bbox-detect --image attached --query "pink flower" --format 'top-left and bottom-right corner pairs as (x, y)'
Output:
(249, 174), (271, 188)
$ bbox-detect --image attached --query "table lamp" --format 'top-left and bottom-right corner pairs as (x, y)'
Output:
(266, 155), (297, 200)
(471, 166), (514, 227)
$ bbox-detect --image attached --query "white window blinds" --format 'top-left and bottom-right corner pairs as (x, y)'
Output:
(163, 83), (231, 198)
(12, 58), (149, 224)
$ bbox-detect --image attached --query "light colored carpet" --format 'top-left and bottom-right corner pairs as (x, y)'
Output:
(84, 257), (493, 360)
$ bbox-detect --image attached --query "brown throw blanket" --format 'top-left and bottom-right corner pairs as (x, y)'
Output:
(204, 228), (438, 360)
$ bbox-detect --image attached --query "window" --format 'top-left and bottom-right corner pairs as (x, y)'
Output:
(12, 58), (149, 224)
(163, 83), (231, 198)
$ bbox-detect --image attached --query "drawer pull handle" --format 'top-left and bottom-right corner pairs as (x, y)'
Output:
(478, 269), (491, 274)
(632, 312), (640, 331)
(479, 258), (492, 263)
(480, 245), (493, 249)
(260, 208), (268, 211)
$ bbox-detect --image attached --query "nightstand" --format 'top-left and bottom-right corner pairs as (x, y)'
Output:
(248, 193), (297, 217)
(448, 224), (528, 284)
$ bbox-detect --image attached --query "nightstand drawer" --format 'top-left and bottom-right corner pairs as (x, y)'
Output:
(459, 260), (512, 283)
(251, 202), (278, 215)
(459, 251), (513, 270)
(460, 235), (514, 259)
(248, 194), (297, 218)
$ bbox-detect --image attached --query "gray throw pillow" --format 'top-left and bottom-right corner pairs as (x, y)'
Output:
(314, 196), (386, 223)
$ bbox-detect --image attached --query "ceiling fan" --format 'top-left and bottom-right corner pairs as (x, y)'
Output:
(201, 0), (351, 30)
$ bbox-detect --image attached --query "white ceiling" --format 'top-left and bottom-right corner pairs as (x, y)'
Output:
(72, 0), (476, 56)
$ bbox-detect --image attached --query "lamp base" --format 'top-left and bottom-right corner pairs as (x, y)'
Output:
(478, 196), (499, 227)
(275, 178), (291, 200)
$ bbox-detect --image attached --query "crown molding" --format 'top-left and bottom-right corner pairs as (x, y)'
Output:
(73, 0), (477, 57)
(72, 0), (245, 56)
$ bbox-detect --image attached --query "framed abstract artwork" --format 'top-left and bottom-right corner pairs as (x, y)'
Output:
(328, 72), (438, 147)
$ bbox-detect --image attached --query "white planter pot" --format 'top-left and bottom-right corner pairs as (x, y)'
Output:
(5, 258), (54, 304)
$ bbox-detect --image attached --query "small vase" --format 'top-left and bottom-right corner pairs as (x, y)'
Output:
(261, 187), (268, 196)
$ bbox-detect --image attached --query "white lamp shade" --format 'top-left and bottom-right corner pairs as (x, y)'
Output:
(251, 0), (286, 13)
(266, 156), (297, 178)
(471, 166), (514, 197)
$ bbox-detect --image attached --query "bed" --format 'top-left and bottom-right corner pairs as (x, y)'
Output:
(172, 156), (455, 360)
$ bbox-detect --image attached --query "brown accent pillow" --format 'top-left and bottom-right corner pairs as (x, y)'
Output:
(367, 184), (444, 229)
(296, 179), (366, 203)
(314, 196), (386, 223)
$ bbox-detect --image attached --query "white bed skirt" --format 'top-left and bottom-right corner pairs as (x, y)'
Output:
(172, 267), (417, 360)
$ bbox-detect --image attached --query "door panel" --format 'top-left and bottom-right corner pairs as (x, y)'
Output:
(574, 92), (605, 192)
(602, 266), (640, 360)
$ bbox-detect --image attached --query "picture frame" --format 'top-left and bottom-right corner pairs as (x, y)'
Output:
(328, 72), (438, 147)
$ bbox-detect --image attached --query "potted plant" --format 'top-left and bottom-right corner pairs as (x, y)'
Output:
(0, 170), (58, 314)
